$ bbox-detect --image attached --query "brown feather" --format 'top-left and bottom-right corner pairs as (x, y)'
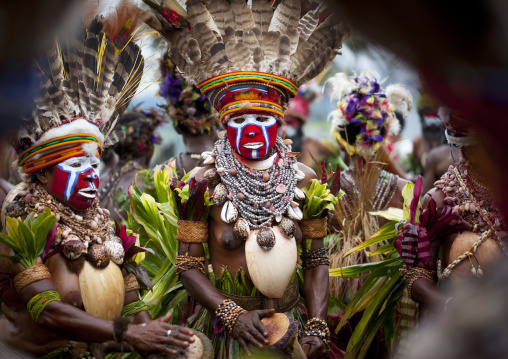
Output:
(226, 41), (252, 72)
(242, 30), (260, 49)
(187, 38), (202, 64)
(207, 0), (232, 37)
(260, 31), (280, 71)
(252, 47), (264, 72)
(231, 0), (255, 31)
(251, 0), (273, 36)
(297, 10), (319, 44)
(223, 26), (236, 45)
(268, 34), (291, 75)
(298, 47), (332, 84)
(267, 0), (301, 34)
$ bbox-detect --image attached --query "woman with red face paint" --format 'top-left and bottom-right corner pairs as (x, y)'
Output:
(0, 7), (196, 358)
(142, 0), (352, 357)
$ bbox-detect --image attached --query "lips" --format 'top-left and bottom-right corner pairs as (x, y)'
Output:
(78, 188), (98, 198)
(243, 142), (264, 149)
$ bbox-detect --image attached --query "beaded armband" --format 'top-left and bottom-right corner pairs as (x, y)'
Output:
(300, 247), (330, 270)
(175, 255), (206, 276)
(299, 218), (328, 239)
(124, 274), (140, 293)
(400, 266), (436, 301)
(304, 318), (330, 351)
(14, 264), (52, 293)
(215, 299), (246, 333)
(176, 220), (209, 243)
(121, 300), (150, 318)
(27, 290), (61, 322)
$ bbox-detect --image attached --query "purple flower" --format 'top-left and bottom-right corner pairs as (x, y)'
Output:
(160, 75), (183, 104)
(345, 98), (358, 115)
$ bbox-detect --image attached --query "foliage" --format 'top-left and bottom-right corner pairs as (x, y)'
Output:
(0, 209), (57, 268)
(302, 179), (343, 219)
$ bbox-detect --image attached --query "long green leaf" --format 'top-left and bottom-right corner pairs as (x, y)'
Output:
(369, 207), (404, 222)
(5, 217), (22, 253)
(368, 243), (396, 257)
(329, 258), (402, 278)
(343, 221), (397, 257)
(33, 215), (57, 257)
(17, 221), (36, 264)
(0, 233), (19, 252)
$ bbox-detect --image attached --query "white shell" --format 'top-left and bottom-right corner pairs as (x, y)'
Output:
(221, 201), (238, 223)
(287, 206), (303, 221)
(79, 261), (124, 320)
(201, 151), (214, 161)
(275, 213), (282, 223)
(104, 241), (125, 265)
(203, 155), (216, 165)
(245, 226), (297, 298)
(294, 187), (305, 200)
(295, 170), (305, 181)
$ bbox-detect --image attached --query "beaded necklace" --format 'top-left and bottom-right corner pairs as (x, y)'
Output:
(213, 136), (298, 229)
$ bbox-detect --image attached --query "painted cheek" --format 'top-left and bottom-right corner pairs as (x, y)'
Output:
(51, 166), (72, 202)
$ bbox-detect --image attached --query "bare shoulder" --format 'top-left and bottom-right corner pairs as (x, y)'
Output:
(390, 176), (411, 209)
(423, 187), (446, 209)
(297, 162), (317, 189)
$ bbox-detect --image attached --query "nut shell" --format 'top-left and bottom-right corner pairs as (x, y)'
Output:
(257, 227), (276, 251)
(212, 184), (228, 206)
(204, 168), (221, 187)
(88, 244), (110, 268)
(104, 241), (125, 265)
(280, 217), (296, 238)
(233, 218), (250, 241)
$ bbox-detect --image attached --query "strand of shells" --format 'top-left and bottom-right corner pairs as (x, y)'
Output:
(213, 136), (299, 228)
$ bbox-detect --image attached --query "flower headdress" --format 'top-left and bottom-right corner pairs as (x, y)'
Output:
(328, 72), (413, 158)
(141, 0), (352, 126)
(159, 52), (218, 135)
(15, 0), (144, 182)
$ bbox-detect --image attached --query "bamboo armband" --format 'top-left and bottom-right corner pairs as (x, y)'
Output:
(124, 274), (140, 293)
(14, 264), (52, 292)
(121, 300), (150, 318)
(299, 218), (328, 239)
(176, 220), (209, 243)
(27, 290), (61, 322)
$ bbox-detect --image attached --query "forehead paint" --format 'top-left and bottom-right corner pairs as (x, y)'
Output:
(227, 114), (277, 159)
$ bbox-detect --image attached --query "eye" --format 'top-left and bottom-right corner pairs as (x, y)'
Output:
(92, 163), (99, 169)
(257, 117), (268, 122)
(233, 117), (245, 124)
(70, 163), (81, 168)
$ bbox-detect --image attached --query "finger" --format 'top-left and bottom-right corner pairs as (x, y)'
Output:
(249, 326), (269, 345)
(238, 338), (252, 356)
(244, 333), (264, 349)
(152, 344), (178, 356)
(173, 331), (195, 342)
(253, 320), (269, 338)
(256, 309), (276, 319)
(158, 312), (173, 323)
(157, 334), (190, 348)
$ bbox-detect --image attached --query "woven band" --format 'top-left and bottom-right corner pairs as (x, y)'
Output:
(124, 274), (140, 293)
(27, 290), (61, 322)
(219, 100), (284, 122)
(175, 255), (206, 276)
(14, 264), (52, 292)
(198, 72), (298, 98)
(400, 266), (436, 301)
(299, 218), (328, 239)
(176, 220), (209, 243)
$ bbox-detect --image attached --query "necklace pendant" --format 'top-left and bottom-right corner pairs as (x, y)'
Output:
(257, 227), (276, 251)
(88, 244), (110, 268)
(280, 217), (296, 238)
(233, 218), (250, 241)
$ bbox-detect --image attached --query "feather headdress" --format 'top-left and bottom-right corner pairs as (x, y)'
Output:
(15, 1), (144, 181)
(327, 72), (412, 158)
(141, 0), (352, 125)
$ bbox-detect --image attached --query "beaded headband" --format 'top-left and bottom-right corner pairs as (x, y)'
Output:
(197, 72), (299, 125)
(439, 107), (477, 147)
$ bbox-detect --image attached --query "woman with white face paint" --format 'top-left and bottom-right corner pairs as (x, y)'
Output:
(0, 8), (195, 358)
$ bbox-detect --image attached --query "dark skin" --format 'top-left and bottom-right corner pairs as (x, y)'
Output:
(0, 164), (194, 357)
(422, 144), (459, 194)
(181, 139), (329, 358)
(410, 144), (507, 312)
(171, 128), (218, 178)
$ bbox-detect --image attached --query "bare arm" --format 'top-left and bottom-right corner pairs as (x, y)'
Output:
(422, 149), (439, 194)
(302, 239), (329, 320)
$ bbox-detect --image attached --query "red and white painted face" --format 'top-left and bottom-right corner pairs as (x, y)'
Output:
(51, 156), (100, 210)
(226, 114), (278, 159)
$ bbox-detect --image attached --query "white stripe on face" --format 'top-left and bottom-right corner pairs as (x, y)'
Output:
(227, 114), (277, 158)
(57, 156), (100, 200)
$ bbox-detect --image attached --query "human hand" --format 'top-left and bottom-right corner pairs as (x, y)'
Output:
(232, 309), (275, 355)
(125, 313), (195, 355)
(300, 335), (328, 359)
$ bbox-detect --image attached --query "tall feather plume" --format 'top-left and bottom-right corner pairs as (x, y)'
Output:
(140, 0), (352, 88)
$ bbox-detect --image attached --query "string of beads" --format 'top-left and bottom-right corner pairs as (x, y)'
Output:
(215, 299), (246, 333)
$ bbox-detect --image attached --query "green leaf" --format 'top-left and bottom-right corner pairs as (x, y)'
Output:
(17, 221), (36, 264)
(0, 253), (20, 262)
(343, 221), (397, 257)
(401, 182), (415, 222)
(329, 257), (402, 278)
(369, 207), (404, 222)
(368, 243), (396, 257)
(0, 233), (19, 253)
(5, 217), (22, 252)
(33, 215), (57, 257)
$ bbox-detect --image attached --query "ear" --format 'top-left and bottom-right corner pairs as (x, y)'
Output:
(36, 169), (48, 184)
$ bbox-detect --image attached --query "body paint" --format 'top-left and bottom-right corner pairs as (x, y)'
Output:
(226, 114), (278, 159)
(52, 156), (100, 210)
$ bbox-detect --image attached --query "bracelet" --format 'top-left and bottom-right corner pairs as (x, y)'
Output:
(176, 220), (209, 243)
(299, 218), (328, 239)
(400, 266), (436, 301)
(113, 316), (131, 354)
(124, 274), (140, 293)
(175, 255), (206, 276)
(215, 299), (246, 333)
(27, 290), (61, 322)
(300, 247), (330, 270)
(304, 317), (330, 351)
(121, 300), (150, 318)
(14, 264), (51, 292)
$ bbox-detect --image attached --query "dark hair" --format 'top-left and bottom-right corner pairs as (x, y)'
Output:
(338, 123), (387, 146)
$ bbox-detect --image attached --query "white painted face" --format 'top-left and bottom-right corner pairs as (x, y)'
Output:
(52, 156), (100, 210)
(226, 114), (278, 159)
